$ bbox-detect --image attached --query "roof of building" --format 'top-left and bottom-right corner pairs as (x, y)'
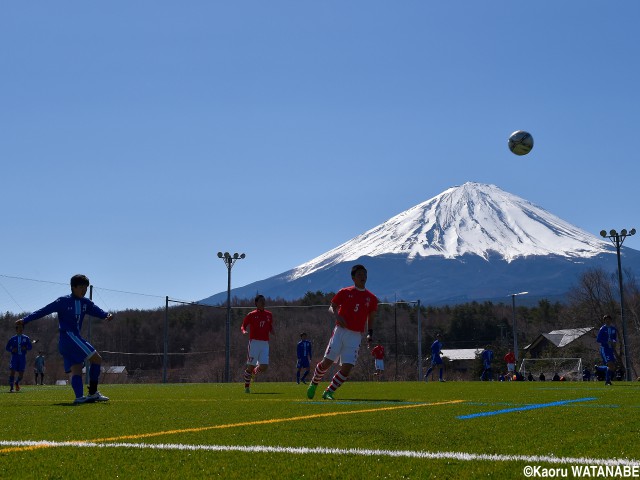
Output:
(104, 366), (127, 374)
(523, 327), (594, 351)
(441, 348), (483, 361)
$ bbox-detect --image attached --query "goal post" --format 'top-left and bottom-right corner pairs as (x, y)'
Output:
(519, 358), (583, 381)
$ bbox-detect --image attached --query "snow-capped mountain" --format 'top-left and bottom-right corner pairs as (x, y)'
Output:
(289, 182), (610, 281)
(202, 182), (638, 305)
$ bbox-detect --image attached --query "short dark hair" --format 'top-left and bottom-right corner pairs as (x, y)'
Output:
(254, 294), (265, 305)
(70, 274), (90, 288)
(603, 314), (612, 321)
(351, 264), (367, 278)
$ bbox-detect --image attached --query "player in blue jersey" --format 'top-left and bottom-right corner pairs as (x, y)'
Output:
(480, 346), (494, 381)
(596, 314), (618, 386)
(296, 333), (312, 384)
(34, 351), (45, 385)
(6, 322), (33, 392)
(425, 334), (445, 382)
(17, 274), (114, 403)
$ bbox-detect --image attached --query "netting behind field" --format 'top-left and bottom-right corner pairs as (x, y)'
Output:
(519, 358), (583, 381)
(96, 300), (425, 384)
(0, 275), (425, 384)
(0, 274), (167, 314)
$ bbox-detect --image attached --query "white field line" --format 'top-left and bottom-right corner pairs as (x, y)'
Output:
(0, 440), (637, 467)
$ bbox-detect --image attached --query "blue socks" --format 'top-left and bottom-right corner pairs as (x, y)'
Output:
(71, 375), (84, 398)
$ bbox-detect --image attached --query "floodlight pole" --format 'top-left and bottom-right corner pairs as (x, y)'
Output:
(417, 300), (422, 381)
(509, 291), (528, 363)
(600, 228), (636, 381)
(217, 251), (246, 383)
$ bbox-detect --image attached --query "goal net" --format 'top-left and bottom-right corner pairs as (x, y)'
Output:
(519, 358), (583, 381)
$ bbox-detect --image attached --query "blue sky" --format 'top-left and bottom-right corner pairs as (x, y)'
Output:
(2, 1), (639, 312)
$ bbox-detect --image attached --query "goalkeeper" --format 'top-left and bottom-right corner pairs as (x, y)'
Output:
(306, 265), (378, 401)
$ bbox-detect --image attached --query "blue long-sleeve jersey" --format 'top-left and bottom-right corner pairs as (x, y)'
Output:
(431, 340), (442, 356)
(22, 294), (110, 336)
(481, 349), (494, 364)
(6, 334), (33, 357)
(297, 339), (312, 360)
(596, 324), (617, 347)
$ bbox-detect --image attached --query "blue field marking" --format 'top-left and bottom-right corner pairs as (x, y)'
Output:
(457, 397), (597, 420)
(300, 400), (423, 406)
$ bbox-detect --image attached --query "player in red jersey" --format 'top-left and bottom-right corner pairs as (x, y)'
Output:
(371, 343), (385, 380)
(241, 294), (274, 394)
(307, 264), (378, 400)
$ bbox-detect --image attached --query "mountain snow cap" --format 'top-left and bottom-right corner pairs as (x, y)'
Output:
(290, 182), (610, 280)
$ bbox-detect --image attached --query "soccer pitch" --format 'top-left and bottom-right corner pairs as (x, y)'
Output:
(1, 381), (638, 479)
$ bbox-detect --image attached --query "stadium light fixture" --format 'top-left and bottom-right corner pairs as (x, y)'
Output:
(509, 291), (528, 363)
(217, 250), (246, 383)
(600, 227), (636, 381)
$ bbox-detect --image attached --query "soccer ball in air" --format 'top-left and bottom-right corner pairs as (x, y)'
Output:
(508, 130), (534, 156)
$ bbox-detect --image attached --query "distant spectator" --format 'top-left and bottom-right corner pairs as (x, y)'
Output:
(480, 346), (494, 381)
(296, 333), (312, 385)
(504, 350), (516, 377)
(552, 372), (560, 381)
(34, 351), (45, 385)
(596, 314), (617, 386)
(370, 343), (385, 380)
(425, 334), (445, 382)
(539, 372), (546, 381)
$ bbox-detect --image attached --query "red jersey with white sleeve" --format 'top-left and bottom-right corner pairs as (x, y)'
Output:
(371, 344), (385, 360)
(331, 286), (378, 333)
(241, 309), (273, 341)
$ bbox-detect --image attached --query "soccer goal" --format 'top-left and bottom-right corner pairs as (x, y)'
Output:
(519, 358), (583, 381)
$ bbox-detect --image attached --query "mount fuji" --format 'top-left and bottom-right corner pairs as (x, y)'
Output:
(203, 182), (640, 305)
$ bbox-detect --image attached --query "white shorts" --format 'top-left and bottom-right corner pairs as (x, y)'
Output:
(246, 340), (269, 366)
(375, 359), (384, 371)
(324, 326), (362, 366)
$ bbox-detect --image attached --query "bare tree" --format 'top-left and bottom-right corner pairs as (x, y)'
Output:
(565, 268), (618, 325)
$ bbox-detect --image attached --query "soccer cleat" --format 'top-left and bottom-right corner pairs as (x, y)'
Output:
(306, 383), (317, 399)
(9, 389), (14, 393)
(605, 381), (612, 386)
(74, 396), (92, 404)
(439, 379), (446, 382)
(322, 390), (335, 400)
(87, 391), (110, 402)
(244, 387), (251, 394)
(15, 383), (20, 392)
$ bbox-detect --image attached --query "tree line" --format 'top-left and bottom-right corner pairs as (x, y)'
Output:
(2, 267), (638, 384)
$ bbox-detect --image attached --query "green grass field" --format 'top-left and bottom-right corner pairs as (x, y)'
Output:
(1, 381), (639, 479)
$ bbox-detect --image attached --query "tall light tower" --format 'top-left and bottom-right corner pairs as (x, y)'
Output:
(509, 291), (528, 362)
(600, 228), (636, 381)
(217, 251), (246, 383)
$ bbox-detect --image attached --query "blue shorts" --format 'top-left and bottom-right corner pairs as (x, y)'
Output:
(431, 356), (443, 367)
(600, 345), (616, 365)
(297, 358), (310, 369)
(483, 361), (492, 370)
(9, 356), (27, 372)
(59, 331), (96, 373)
